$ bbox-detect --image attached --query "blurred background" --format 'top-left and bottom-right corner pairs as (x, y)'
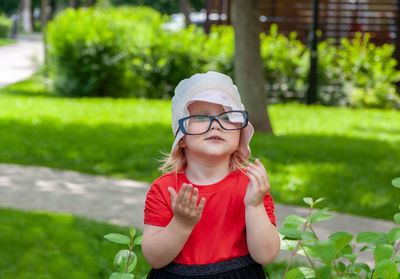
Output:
(0, 0), (399, 278)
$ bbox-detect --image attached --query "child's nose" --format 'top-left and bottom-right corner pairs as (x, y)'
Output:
(210, 119), (222, 130)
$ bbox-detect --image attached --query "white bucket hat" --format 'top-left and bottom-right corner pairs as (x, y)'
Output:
(171, 71), (254, 159)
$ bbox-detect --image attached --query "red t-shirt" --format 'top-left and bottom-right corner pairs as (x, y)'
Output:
(144, 169), (276, 265)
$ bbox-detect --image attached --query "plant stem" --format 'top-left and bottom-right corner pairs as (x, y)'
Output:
(391, 240), (400, 261)
(283, 240), (301, 279)
(308, 224), (319, 240)
(125, 244), (133, 273)
(283, 203), (315, 279)
(370, 268), (375, 279)
(300, 242), (321, 279)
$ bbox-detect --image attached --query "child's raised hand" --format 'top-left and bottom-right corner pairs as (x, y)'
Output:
(168, 183), (206, 228)
(244, 158), (271, 207)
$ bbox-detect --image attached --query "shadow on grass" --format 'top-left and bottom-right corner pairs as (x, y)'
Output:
(0, 118), (399, 219)
(0, 118), (172, 181)
(0, 207), (150, 278)
(252, 133), (400, 220)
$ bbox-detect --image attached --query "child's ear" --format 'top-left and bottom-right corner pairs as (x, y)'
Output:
(179, 137), (187, 148)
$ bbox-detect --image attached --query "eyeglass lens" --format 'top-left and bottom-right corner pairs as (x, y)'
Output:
(183, 111), (246, 135)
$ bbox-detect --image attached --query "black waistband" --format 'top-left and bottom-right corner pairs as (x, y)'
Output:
(162, 254), (256, 276)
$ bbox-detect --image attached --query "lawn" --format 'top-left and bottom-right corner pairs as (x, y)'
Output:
(1, 74), (400, 221)
(0, 208), (150, 279)
(0, 38), (16, 47)
(0, 207), (292, 279)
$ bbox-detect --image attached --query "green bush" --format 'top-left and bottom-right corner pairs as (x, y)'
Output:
(260, 24), (307, 104)
(109, 0), (205, 15)
(205, 25), (235, 78)
(0, 14), (12, 38)
(339, 33), (400, 109)
(316, 39), (348, 106)
(131, 24), (209, 98)
(46, 7), (400, 108)
(46, 6), (165, 97)
(47, 6), (212, 98)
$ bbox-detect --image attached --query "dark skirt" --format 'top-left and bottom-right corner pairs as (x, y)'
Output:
(146, 254), (269, 279)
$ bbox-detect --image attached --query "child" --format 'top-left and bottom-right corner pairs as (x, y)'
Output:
(142, 71), (280, 278)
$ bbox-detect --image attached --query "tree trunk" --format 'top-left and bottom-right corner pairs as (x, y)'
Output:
(180, 0), (192, 27)
(49, 0), (61, 20)
(21, 0), (33, 33)
(231, 0), (273, 134)
(69, 0), (76, 8)
(41, 0), (48, 29)
(30, 2), (35, 31)
(41, 0), (48, 79)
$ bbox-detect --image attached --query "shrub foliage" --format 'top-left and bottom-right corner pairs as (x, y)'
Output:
(46, 7), (400, 108)
(0, 14), (12, 38)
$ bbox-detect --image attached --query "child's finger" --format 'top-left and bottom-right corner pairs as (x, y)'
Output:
(247, 171), (260, 191)
(177, 183), (187, 202)
(247, 166), (262, 190)
(190, 187), (199, 210)
(255, 158), (265, 168)
(249, 162), (267, 188)
(181, 184), (193, 207)
(168, 187), (178, 208)
(196, 197), (206, 214)
(255, 158), (270, 181)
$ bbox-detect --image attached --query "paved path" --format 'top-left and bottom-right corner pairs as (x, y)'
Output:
(0, 163), (397, 267)
(0, 34), (44, 88)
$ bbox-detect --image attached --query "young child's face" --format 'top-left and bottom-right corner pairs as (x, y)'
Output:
(179, 101), (241, 160)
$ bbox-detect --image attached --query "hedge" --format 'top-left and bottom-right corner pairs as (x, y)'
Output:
(46, 6), (400, 109)
(0, 14), (12, 38)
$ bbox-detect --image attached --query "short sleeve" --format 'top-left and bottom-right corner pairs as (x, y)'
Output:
(263, 192), (276, 226)
(144, 182), (173, 227)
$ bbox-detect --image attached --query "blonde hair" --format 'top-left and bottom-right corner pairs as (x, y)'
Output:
(159, 148), (249, 174)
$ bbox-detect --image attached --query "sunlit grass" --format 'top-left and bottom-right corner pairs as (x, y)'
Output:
(1, 75), (400, 220)
(0, 38), (16, 47)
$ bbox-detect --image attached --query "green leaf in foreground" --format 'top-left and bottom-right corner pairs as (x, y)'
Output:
(349, 262), (370, 273)
(286, 267), (315, 279)
(283, 215), (307, 229)
(373, 259), (398, 279)
(388, 228), (400, 244)
(133, 235), (142, 246)
(110, 272), (134, 279)
(130, 228), (136, 240)
(393, 213), (400, 225)
(303, 197), (314, 207)
(312, 240), (336, 265)
(374, 244), (394, 263)
(356, 231), (388, 245)
(317, 265), (333, 278)
(392, 177), (400, 188)
(279, 227), (315, 241)
(114, 249), (137, 273)
(328, 231), (354, 257)
(309, 208), (334, 223)
(105, 233), (131, 245)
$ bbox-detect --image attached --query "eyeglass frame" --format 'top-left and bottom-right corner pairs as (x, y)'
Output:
(176, 110), (249, 136)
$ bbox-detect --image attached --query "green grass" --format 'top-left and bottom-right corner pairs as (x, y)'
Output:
(0, 207), (289, 279)
(0, 208), (150, 279)
(1, 75), (400, 220)
(0, 38), (16, 47)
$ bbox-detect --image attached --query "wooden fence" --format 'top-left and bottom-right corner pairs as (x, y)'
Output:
(205, 0), (400, 55)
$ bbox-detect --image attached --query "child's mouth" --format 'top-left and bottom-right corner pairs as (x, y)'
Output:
(206, 136), (224, 141)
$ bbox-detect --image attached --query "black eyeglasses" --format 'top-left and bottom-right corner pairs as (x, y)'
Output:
(177, 110), (248, 136)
